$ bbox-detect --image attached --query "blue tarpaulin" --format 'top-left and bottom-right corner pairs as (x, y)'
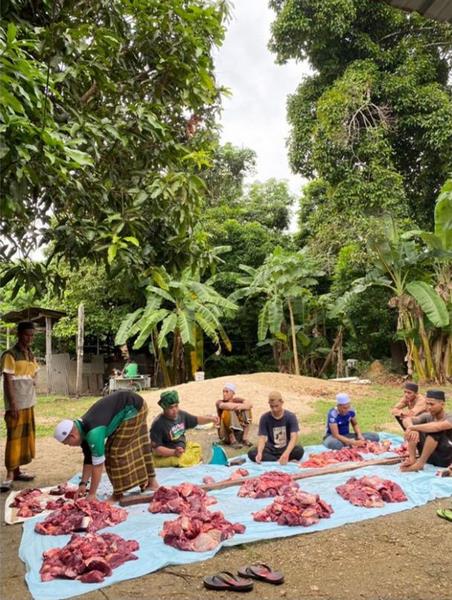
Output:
(19, 433), (452, 600)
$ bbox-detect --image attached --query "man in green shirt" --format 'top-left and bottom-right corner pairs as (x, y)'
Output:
(54, 390), (158, 502)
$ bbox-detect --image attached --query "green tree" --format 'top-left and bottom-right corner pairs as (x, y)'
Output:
(231, 247), (323, 374)
(1, 0), (229, 284)
(115, 266), (237, 385)
(270, 0), (452, 250)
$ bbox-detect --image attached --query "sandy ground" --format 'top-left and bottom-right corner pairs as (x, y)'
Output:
(1, 373), (451, 600)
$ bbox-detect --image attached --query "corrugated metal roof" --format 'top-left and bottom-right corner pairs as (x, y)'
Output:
(386, 0), (452, 23)
(2, 307), (66, 325)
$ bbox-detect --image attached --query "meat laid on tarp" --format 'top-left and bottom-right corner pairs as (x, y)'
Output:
(238, 471), (298, 499)
(161, 510), (246, 552)
(9, 488), (44, 518)
(40, 532), (139, 583)
(202, 467), (249, 486)
(253, 488), (334, 526)
(35, 498), (127, 535)
(300, 447), (364, 468)
(336, 475), (407, 508)
(149, 483), (216, 515)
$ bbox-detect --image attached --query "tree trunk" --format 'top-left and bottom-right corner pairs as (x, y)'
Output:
(287, 299), (300, 376)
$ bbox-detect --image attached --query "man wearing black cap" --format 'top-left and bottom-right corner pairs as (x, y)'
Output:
(401, 390), (452, 472)
(391, 382), (426, 430)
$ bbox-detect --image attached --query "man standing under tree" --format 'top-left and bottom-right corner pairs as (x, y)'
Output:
(1, 321), (39, 492)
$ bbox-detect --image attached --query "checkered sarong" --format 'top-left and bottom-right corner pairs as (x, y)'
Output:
(4, 407), (35, 471)
(105, 403), (155, 494)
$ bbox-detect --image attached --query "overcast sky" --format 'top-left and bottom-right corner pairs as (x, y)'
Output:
(214, 1), (312, 198)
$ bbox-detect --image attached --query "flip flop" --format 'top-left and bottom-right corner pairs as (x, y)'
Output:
(437, 509), (452, 522)
(14, 473), (35, 482)
(238, 563), (284, 585)
(203, 571), (254, 592)
(0, 480), (13, 493)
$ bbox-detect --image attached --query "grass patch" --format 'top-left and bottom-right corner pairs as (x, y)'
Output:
(0, 395), (98, 438)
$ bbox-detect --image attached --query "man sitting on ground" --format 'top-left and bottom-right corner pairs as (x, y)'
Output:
(323, 393), (380, 450)
(248, 391), (304, 464)
(391, 382), (427, 429)
(216, 383), (252, 448)
(401, 390), (452, 472)
(150, 390), (219, 467)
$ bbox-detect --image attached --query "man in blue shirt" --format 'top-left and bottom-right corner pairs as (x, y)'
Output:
(248, 390), (304, 464)
(323, 393), (379, 450)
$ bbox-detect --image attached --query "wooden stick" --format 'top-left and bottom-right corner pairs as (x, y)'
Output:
(119, 455), (402, 507)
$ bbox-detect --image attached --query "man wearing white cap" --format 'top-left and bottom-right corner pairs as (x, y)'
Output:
(323, 393), (380, 450)
(54, 390), (158, 502)
(215, 383), (253, 448)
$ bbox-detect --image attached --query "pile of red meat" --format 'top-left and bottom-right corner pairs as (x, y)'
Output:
(253, 489), (333, 527)
(9, 484), (79, 518)
(40, 532), (139, 583)
(161, 510), (245, 552)
(202, 467), (249, 486)
(301, 447), (364, 468)
(149, 483), (216, 514)
(359, 440), (392, 454)
(238, 471), (298, 498)
(35, 498), (127, 535)
(336, 476), (407, 508)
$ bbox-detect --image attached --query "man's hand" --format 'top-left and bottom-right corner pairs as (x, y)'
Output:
(174, 446), (185, 457)
(391, 408), (402, 416)
(74, 484), (87, 500)
(6, 403), (19, 420)
(405, 428), (419, 443)
(86, 493), (97, 502)
(255, 452), (263, 464)
(278, 452), (290, 465)
(351, 439), (366, 447)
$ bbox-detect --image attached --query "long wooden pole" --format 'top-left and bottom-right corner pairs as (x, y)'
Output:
(75, 303), (84, 398)
(45, 316), (52, 394)
(119, 455), (402, 507)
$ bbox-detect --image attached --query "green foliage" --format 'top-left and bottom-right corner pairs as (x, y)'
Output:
(270, 0), (452, 253)
(0, 0), (229, 286)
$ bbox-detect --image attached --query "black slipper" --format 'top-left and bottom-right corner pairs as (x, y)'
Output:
(238, 563), (284, 585)
(203, 571), (253, 592)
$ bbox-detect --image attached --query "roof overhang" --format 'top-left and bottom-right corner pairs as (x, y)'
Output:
(2, 307), (66, 327)
(385, 1), (452, 23)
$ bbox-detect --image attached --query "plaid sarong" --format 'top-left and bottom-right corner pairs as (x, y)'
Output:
(4, 407), (35, 470)
(105, 403), (155, 494)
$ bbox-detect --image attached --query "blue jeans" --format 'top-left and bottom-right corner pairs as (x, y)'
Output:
(323, 432), (379, 450)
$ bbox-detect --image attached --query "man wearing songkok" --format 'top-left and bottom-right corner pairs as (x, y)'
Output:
(150, 390), (219, 467)
(401, 390), (452, 472)
(1, 321), (38, 492)
(248, 391), (304, 464)
(215, 383), (253, 448)
(323, 392), (380, 450)
(391, 382), (427, 429)
(54, 390), (158, 502)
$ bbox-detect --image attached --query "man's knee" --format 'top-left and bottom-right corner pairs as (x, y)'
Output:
(248, 448), (258, 462)
(363, 432), (380, 442)
(290, 446), (304, 461)
(323, 436), (343, 450)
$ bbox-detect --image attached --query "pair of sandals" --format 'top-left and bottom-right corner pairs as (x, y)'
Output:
(0, 472), (35, 493)
(437, 508), (452, 522)
(204, 563), (284, 592)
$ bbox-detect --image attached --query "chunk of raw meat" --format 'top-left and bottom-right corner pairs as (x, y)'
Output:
(35, 498), (127, 535)
(253, 488), (333, 527)
(336, 476), (407, 508)
(40, 532), (139, 583)
(49, 483), (78, 499)
(238, 471), (298, 498)
(149, 483), (216, 514)
(301, 447), (364, 468)
(10, 488), (45, 517)
(161, 510), (246, 552)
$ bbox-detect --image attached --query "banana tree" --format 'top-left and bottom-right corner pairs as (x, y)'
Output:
(230, 247), (323, 375)
(115, 267), (237, 385)
(359, 189), (450, 382)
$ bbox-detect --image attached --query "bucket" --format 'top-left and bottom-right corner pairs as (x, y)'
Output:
(194, 371), (205, 382)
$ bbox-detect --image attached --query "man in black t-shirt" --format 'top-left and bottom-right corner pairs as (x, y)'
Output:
(150, 390), (219, 467)
(248, 390), (304, 464)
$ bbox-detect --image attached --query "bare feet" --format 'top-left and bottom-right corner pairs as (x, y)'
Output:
(105, 493), (123, 504)
(144, 477), (159, 492)
(401, 461), (424, 472)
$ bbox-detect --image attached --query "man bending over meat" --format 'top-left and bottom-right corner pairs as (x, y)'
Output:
(323, 393), (380, 450)
(401, 390), (452, 472)
(54, 390), (158, 503)
(391, 382), (427, 430)
(248, 391), (304, 464)
(215, 383), (253, 448)
(150, 390), (219, 467)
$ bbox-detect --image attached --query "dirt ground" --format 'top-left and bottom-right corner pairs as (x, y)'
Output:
(1, 373), (451, 600)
